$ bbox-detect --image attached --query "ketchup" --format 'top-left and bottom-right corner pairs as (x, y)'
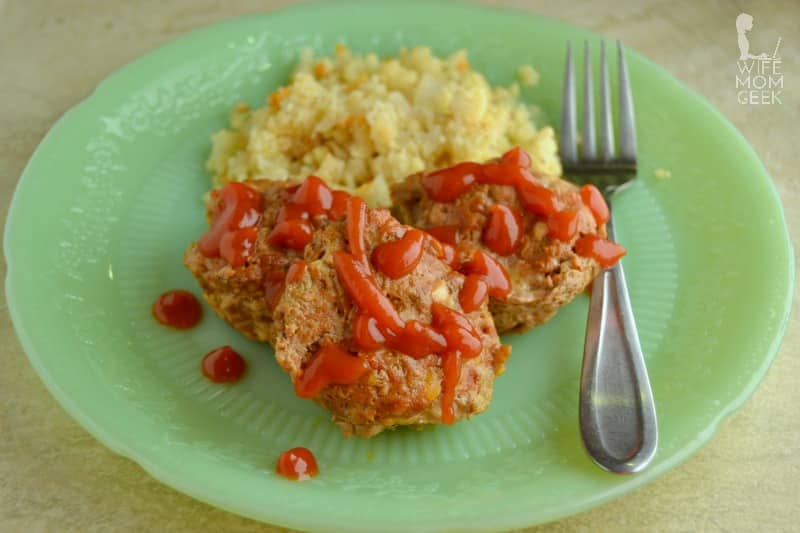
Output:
(580, 184), (610, 224)
(219, 226), (259, 267)
(425, 225), (459, 245)
(431, 302), (483, 424)
(294, 343), (370, 398)
(459, 274), (489, 313)
(418, 146), (626, 271)
(152, 290), (202, 329)
(345, 196), (368, 265)
(199, 182), (263, 265)
(291, 175), (332, 215)
(264, 176), (355, 254)
(267, 218), (313, 250)
(482, 204), (522, 256)
(329, 190), (350, 220)
(276, 447), (319, 481)
(371, 229), (426, 279)
(352, 312), (386, 351)
(424, 227), (459, 268)
(574, 236), (627, 268)
(461, 250), (512, 299)
(333, 251), (405, 334)
(201, 346), (247, 383)
(329, 235), (487, 422)
(547, 210), (579, 242)
(422, 162), (481, 202)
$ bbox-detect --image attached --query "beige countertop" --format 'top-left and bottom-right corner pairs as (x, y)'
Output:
(1, 1), (798, 531)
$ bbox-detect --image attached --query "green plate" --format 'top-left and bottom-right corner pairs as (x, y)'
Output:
(4, 1), (793, 531)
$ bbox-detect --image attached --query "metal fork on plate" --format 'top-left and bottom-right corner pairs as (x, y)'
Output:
(560, 41), (657, 474)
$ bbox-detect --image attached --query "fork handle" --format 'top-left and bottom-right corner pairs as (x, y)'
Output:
(579, 216), (658, 474)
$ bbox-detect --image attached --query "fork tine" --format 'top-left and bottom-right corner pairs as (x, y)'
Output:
(617, 41), (637, 162)
(582, 41), (596, 161)
(599, 41), (615, 161)
(560, 43), (578, 165)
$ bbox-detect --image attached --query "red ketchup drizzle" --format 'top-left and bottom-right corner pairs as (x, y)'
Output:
(353, 311), (386, 351)
(421, 162), (481, 202)
(461, 250), (512, 299)
(199, 182), (263, 264)
(333, 251), (404, 334)
(345, 196), (368, 265)
(388, 321), (447, 359)
(425, 226), (460, 268)
(152, 290), (203, 329)
(425, 225), (459, 245)
(291, 175), (332, 215)
(294, 343), (370, 398)
(324, 211), (486, 423)
(329, 190), (350, 220)
(371, 229), (426, 279)
(202, 346), (246, 383)
(431, 302), (483, 424)
(220, 226), (258, 267)
(459, 275), (489, 313)
(417, 146), (627, 296)
(267, 176), (352, 252)
(482, 204), (522, 256)
(276, 447), (319, 481)
(580, 184), (610, 224)
(574, 236), (627, 268)
(547, 210), (579, 242)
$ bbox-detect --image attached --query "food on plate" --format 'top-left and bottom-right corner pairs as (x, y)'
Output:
(276, 447), (319, 481)
(151, 289), (203, 329)
(392, 147), (624, 333)
(206, 45), (559, 207)
(185, 177), (509, 437)
(187, 41), (626, 439)
(184, 179), (307, 343)
(201, 346), (247, 383)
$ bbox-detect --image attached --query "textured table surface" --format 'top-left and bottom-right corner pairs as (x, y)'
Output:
(1, 1), (798, 531)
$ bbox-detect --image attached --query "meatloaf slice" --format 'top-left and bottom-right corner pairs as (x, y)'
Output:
(391, 149), (609, 333)
(183, 179), (302, 343)
(272, 207), (508, 437)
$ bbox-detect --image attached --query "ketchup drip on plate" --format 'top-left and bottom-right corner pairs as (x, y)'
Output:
(202, 346), (247, 383)
(276, 447), (319, 481)
(152, 290), (203, 329)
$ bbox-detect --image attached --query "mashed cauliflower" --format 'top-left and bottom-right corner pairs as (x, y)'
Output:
(207, 45), (560, 206)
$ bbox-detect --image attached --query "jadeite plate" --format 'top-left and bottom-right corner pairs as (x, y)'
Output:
(4, 1), (794, 531)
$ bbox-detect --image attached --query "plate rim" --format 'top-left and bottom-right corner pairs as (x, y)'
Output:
(3, 1), (795, 530)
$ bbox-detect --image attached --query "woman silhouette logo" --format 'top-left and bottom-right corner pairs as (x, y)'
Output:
(737, 13), (780, 61)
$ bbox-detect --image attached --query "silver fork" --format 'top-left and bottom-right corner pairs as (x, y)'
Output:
(560, 41), (657, 474)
